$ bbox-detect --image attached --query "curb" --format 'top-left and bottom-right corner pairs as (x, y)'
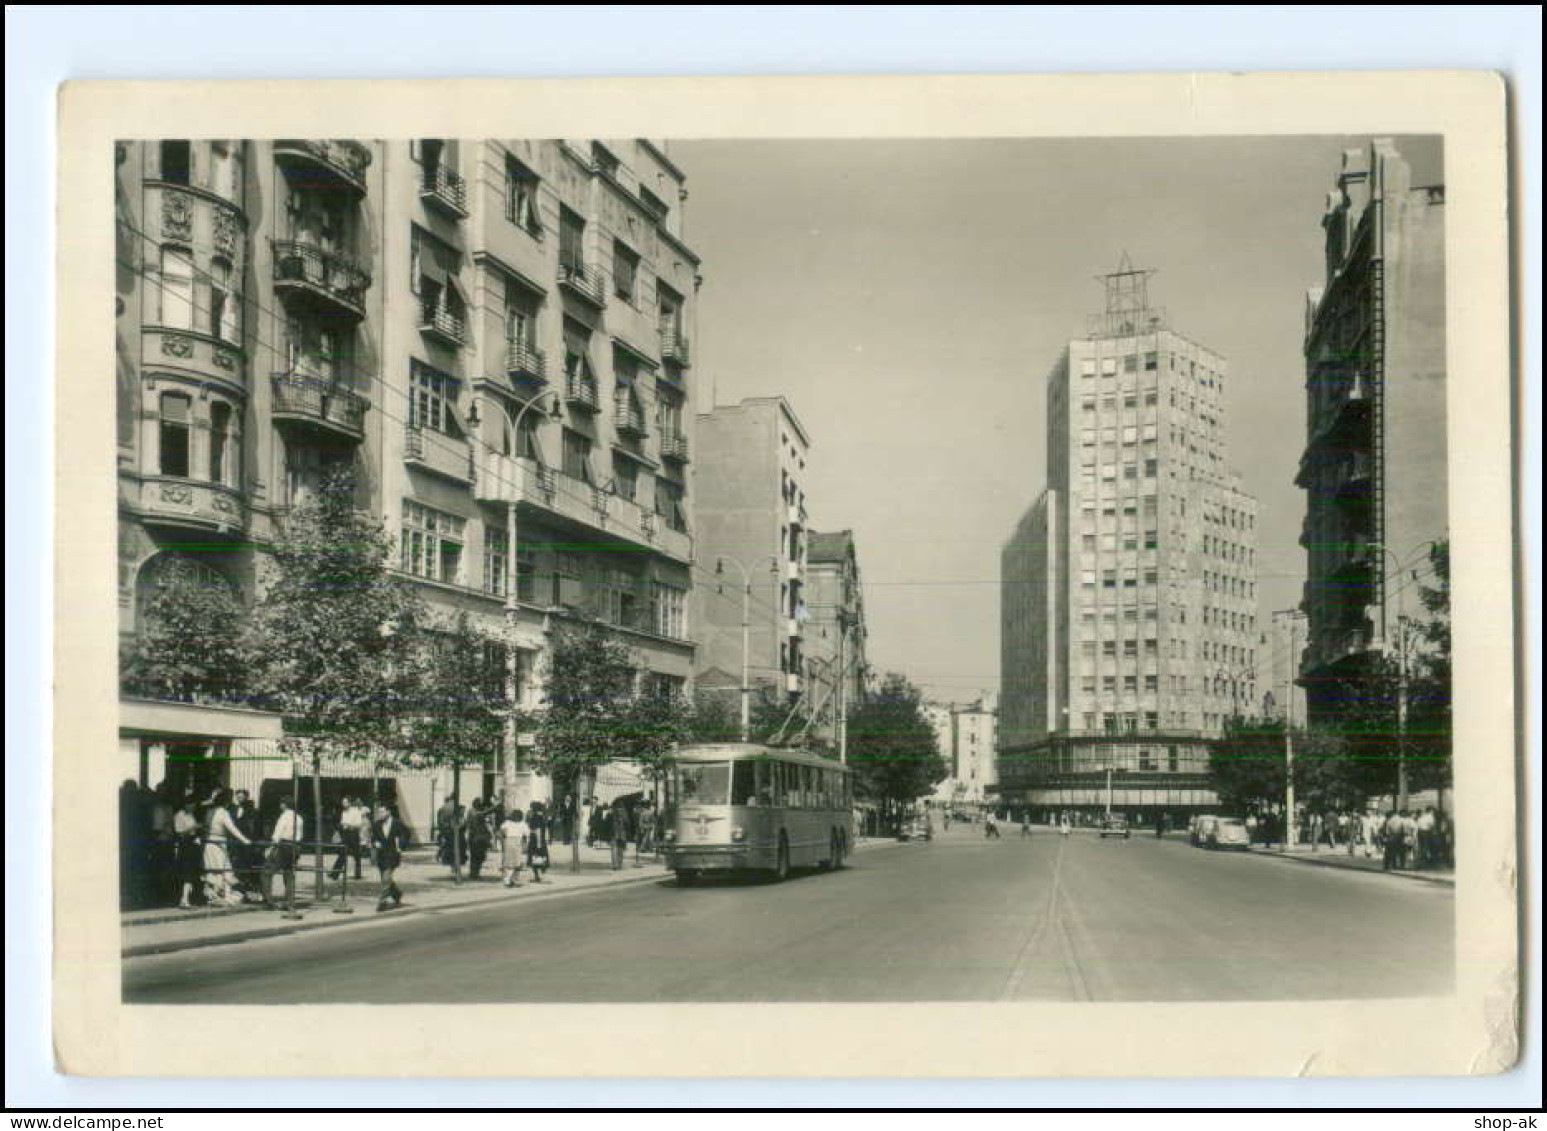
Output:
(1250, 849), (1455, 887)
(122, 869), (670, 959)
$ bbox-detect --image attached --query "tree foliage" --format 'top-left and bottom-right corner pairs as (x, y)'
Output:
(399, 610), (509, 773)
(243, 468), (425, 761)
(1209, 720), (1357, 813)
(844, 672), (947, 808)
(121, 555), (246, 702)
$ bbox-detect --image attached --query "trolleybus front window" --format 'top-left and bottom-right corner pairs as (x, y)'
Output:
(731, 760), (760, 806)
(676, 762), (730, 806)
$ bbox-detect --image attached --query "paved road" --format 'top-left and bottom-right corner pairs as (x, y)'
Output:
(124, 827), (1453, 1003)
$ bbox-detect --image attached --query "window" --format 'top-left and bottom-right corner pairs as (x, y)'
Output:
(159, 247), (194, 329)
(158, 392), (191, 477)
(504, 282), (538, 351)
(612, 240), (639, 303)
(612, 456), (638, 502)
(601, 568), (640, 628)
(1144, 352), (1158, 371)
(562, 428), (593, 483)
(1144, 458), (1158, 478)
(563, 319), (596, 387)
(655, 478), (687, 532)
(1123, 355), (1138, 373)
(209, 141), (240, 201)
(1101, 357), (1117, 376)
(559, 207), (585, 271)
(652, 582), (686, 639)
(505, 155), (541, 234)
(207, 400), (237, 486)
(409, 361), (457, 434)
(483, 527), (509, 597)
(1080, 358), (1096, 377)
(159, 140), (191, 185)
(1139, 747), (1155, 771)
(209, 258), (239, 342)
(401, 500), (466, 584)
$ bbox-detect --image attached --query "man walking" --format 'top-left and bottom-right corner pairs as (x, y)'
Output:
(329, 795), (366, 881)
(262, 796), (304, 919)
(373, 803), (408, 911)
(609, 801), (631, 871)
(465, 798), (493, 880)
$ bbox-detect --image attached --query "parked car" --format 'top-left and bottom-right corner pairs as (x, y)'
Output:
(1192, 815), (1219, 847)
(898, 816), (932, 842)
(1098, 815), (1131, 839)
(1208, 817), (1252, 851)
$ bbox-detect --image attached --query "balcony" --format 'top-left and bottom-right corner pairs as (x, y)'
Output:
(786, 559), (803, 582)
(660, 328), (691, 367)
(505, 342), (547, 383)
(659, 432), (690, 463)
(419, 164), (468, 218)
(614, 402), (649, 439)
(786, 618), (801, 639)
(557, 260), (607, 308)
(785, 673), (802, 695)
(785, 500), (803, 527)
(564, 375), (600, 412)
(1328, 544), (1376, 586)
(273, 139), (371, 196)
(418, 304), (468, 348)
(136, 477), (248, 536)
(271, 374), (369, 441)
(1333, 451), (1376, 505)
(403, 423), (472, 483)
(271, 240), (370, 321)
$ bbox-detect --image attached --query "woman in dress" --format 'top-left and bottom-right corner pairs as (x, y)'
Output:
(499, 808), (529, 888)
(201, 788), (251, 906)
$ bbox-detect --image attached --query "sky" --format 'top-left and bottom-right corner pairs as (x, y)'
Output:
(673, 135), (1443, 703)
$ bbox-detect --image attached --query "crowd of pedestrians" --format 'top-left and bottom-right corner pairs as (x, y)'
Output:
(118, 780), (416, 914)
(433, 793), (660, 881)
(1237, 804), (1454, 870)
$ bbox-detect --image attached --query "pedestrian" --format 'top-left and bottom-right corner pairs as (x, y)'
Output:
(1416, 807), (1437, 869)
(527, 800), (551, 883)
(499, 807), (529, 887)
(609, 801), (631, 871)
(637, 800), (657, 857)
(372, 803), (408, 911)
(201, 789), (251, 906)
(1361, 809), (1381, 858)
(1020, 812), (1033, 838)
(465, 798), (493, 880)
(172, 791), (202, 909)
(146, 782), (176, 906)
(585, 798), (600, 848)
(329, 795), (366, 881)
(1057, 813), (1070, 838)
(227, 789), (263, 900)
(1382, 810), (1404, 871)
(262, 795), (304, 918)
(436, 797), (457, 867)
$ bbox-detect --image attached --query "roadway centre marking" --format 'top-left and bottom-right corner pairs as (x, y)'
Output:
(1000, 834), (1067, 1000)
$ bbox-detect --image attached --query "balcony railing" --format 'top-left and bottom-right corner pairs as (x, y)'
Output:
(419, 164), (468, 217)
(271, 240), (370, 319)
(659, 432), (690, 462)
(505, 342), (547, 382)
(614, 402), (648, 438)
(564, 375), (600, 412)
(404, 423), (473, 482)
(273, 140), (371, 195)
(659, 327), (691, 367)
(137, 477), (248, 535)
(270, 374), (369, 440)
(418, 304), (467, 348)
(557, 260), (607, 307)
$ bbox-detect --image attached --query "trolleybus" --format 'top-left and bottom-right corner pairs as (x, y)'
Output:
(663, 744), (854, 884)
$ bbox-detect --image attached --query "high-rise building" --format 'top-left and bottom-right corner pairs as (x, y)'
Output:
(691, 397), (812, 714)
(1295, 139), (1447, 728)
(116, 138), (702, 825)
(804, 529), (870, 738)
(998, 262), (1260, 820)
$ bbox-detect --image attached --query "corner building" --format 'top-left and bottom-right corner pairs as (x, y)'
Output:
(116, 138), (701, 829)
(1295, 140), (1446, 727)
(999, 265), (1260, 821)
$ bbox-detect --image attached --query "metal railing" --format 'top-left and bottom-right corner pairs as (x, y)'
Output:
(420, 164), (468, 215)
(557, 260), (607, 306)
(270, 239), (371, 312)
(271, 374), (369, 436)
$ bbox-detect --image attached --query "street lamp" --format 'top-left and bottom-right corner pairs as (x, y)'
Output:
(470, 389), (562, 811)
(715, 554), (780, 742)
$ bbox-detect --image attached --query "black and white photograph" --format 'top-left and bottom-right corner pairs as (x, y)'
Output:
(44, 68), (1521, 1081)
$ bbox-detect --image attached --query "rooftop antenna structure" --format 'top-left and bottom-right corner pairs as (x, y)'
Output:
(1088, 251), (1167, 339)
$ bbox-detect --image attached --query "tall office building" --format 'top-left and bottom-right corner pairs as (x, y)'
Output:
(1295, 139), (1447, 727)
(116, 138), (702, 826)
(691, 397), (812, 710)
(998, 262), (1260, 820)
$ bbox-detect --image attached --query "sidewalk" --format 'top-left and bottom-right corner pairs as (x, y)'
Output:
(123, 836), (902, 958)
(1243, 842), (1455, 887)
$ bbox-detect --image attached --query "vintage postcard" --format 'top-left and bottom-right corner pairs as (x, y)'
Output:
(54, 71), (1518, 1077)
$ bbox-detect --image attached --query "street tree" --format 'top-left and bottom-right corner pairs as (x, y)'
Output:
(844, 672), (947, 828)
(121, 554), (246, 704)
(1406, 540), (1452, 798)
(243, 468), (425, 896)
(533, 619), (692, 872)
(1208, 718), (1287, 813)
(399, 610), (510, 882)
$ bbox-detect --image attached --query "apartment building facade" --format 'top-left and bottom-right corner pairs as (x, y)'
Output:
(116, 137), (702, 826)
(1295, 139), (1447, 728)
(998, 264), (1260, 820)
(691, 397), (812, 711)
(804, 529), (870, 737)
(927, 695), (999, 809)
